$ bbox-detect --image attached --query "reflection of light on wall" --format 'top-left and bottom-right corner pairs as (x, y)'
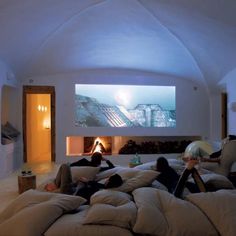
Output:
(37, 105), (48, 112)
(43, 119), (50, 129)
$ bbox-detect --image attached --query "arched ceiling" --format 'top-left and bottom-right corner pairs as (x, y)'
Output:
(0, 0), (236, 91)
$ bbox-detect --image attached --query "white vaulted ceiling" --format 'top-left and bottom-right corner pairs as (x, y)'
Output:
(0, 0), (236, 91)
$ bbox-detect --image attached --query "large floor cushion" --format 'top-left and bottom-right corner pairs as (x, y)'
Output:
(45, 205), (133, 236)
(0, 190), (86, 236)
(186, 189), (236, 236)
(132, 187), (218, 236)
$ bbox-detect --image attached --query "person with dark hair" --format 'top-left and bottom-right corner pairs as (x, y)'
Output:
(156, 157), (179, 193)
(155, 157), (206, 198)
(70, 152), (115, 171)
(75, 174), (123, 203)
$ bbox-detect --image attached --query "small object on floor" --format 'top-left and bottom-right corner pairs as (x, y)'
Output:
(18, 174), (36, 194)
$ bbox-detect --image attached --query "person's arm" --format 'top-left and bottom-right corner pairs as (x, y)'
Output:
(200, 156), (221, 164)
(209, 150), (222, 159)
(100, 157), (115, 171)
(105, 159), (115, 168)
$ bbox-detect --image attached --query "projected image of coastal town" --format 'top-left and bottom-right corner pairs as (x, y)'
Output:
(75, 85), (176, 127)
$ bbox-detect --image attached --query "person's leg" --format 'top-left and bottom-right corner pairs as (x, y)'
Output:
(55, 164), (73, 194)
(54, 164), (63, 187)
(173, 168), (192, 198)
(191, 168), (207, 192)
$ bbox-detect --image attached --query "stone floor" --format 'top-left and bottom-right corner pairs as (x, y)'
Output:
(0, 161), (59, 213)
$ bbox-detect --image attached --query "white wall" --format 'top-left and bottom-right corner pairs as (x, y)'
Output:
(23, 69), (210, 163)
(0, 60), (22, 178)
(227, 79), (236, 135)
(220, 70), (236, 135)
(209, 93), (222, 141)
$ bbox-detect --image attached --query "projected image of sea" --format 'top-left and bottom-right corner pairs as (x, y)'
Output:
(75, 85), (176, 128)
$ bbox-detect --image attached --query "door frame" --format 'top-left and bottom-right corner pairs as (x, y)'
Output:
(23, 86), (56, 162)
(221, 92), (228, 139)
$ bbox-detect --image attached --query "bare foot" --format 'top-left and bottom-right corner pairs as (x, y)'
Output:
(186, 159), (198, 169)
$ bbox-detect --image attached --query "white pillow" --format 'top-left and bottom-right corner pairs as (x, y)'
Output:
(116, 168), (140, 179)
(0, 190), (86, 236)
(132, 187), (218, 236)
(71, 166), (100, 181)
(90, 190), (132, 206)
(83, 202), (137, 229)
(44, 205), (133, 236)
(112, 170), (158, 193)
(186, 189), (236, 236)
(151, 180), (168, 191)
(134, 161), (156, 170)
(188, 173), (234, 190)
(95, 167), (124, 181)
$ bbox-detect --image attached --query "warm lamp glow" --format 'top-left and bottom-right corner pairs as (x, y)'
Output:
(37, 105), (48, 112)
(43, 119), (50, 129)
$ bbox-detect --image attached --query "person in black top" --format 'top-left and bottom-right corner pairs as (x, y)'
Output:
(70, 152), (115, 171)
(156, 157), (179, 193)
(156, 157), (206, 198)
(44, 163), (123, 203)
(75, 174), (123, 203)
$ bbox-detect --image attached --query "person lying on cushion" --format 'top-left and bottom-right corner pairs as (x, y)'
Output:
(70, 152), (115, 172)
(44, 164), (123, 201)
(75, 174), (123, 204)
(44, 163), (77, 194)
(182, 134), (236, 164)
(200, 134), (236, 164)
(156, 157), (206, 198)
(173, 159), (206, 198)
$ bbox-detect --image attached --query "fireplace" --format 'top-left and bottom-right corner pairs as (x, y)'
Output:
(83, 136), (112, 155)
(66, 136), (200, 156)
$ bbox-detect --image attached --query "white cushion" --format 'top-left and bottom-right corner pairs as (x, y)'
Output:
(186, 189), (236, 236)
(83, 201), (137, 229)
(71, 166), (100, 181)
(90, 190), (132, 206)
(151, 180), (168, 191)
(0, 190), (86, 236)
(95, 167), (124, 181)
(112, 170), (158, 193)
(45, 205), (133, 236)
(188, 173), (234, 190)
(117, 168), (140, 179)
(134, 161), (156, 170)
(132, 187), (218, 236)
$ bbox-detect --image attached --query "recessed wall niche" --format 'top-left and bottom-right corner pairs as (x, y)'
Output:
(1, 85), (20, 145)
